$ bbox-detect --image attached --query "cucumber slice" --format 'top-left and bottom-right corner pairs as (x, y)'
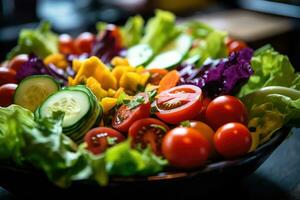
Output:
(127, 44), (153, 67)
(39, 90), (91, 128)
(146, 51), (182, 69)
(14, 75), (60, 112)
(161, 34), (192, 55)
(146, 34), (192, 69)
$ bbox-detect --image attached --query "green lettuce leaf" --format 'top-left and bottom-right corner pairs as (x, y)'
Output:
(0, 105), (34, 164)
(141, 9), (180, 53)
(242, 86), (300, 150)
(186, 27), (227, 66)
(105, 140), (167, 176)
(238, 45), (300, 97)
(0, 105), (94, 187)
(121, 15), (144, 47)
(7, 21), (58, 59)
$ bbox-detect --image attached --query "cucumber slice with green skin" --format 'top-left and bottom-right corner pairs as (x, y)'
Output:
(14, 75), (60, 112)
(39, 90), (91, 128)
(146, 51), (182, 69)
(127, 44), (153, 67)
(146, 34), (192, 69)
(161, 34), (192, 55)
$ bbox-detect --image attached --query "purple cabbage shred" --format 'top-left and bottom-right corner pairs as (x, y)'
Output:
(177, 48), (254, 98)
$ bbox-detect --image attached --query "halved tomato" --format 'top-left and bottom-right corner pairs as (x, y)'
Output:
(155, 85), (202, 124)
(112, 93), (151, 132)
(84, 127), (125, 155)
(128, 118), (169, 155)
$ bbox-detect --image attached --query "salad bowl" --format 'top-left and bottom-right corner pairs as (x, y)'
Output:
(0, 9), (299, 198)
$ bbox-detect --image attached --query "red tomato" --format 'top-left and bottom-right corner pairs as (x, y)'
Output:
(74, 32), (95, 54)
(129, 118), (169, 155)
(189, 121), (216, 159)
(197, 96), (212, 121)
(155, 85), (203, 124)
(162, 127), (209, 168)
(59, 34), (76, 55)
(226, 38), (247, 54)
(112, 93), (151, 132)
(0, 68), (17, 86)
(8, 54), (28, 72)
(0, 83), (17, 107)
(84, 127), (125, 155)
(214, 123), (252, 158)
(205, 95), (248, 130)
(145, 69), (168, 85)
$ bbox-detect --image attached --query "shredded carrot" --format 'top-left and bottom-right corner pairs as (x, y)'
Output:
(157, 70), (180, 94)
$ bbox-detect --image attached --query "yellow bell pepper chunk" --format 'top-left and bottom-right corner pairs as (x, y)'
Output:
(112, 66), (134, 84)
(101, 97), (117, 113)
(135, 66), (145, 73)
(107, 88), (116, 97)
(95, 69), (117, 90)
(70, 56), (117, 90)
(44, 53), (68, 69)
(111, 57), (129, 66)
(86, 77), (108, 100)
(140, 72), (150, 86)
(119, 72), (143, 92)
(72, 59), (82, 73)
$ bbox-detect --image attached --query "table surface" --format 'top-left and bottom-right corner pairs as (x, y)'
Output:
(0, 129), (299, 199)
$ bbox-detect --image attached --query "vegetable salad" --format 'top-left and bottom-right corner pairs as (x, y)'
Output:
(1, 10), (300, 187)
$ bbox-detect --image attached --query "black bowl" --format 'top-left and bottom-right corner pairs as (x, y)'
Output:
(0, 126), (291, 198)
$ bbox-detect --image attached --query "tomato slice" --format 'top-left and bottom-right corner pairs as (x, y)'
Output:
(84, 127), (125, 155)
(155, 85), (202, 124)
(128, 118), (169, 155)
(112, 93), (151, 132)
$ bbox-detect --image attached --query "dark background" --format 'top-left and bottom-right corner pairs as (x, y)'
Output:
(0, 0), (300, 199)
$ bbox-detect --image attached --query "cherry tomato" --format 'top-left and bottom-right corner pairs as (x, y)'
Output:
(112, 93), (151, 132)
(155, 85), (202, 124)
(0, 83), (17, 107)
(129, 118), (169, 155)
(205, 95), (248, 130)
(214, 122), (252, 158)
(84, 127), (125, 155)
(197, 96), (212, 121)
(226, 38), (247, 54)
(74, 32), (95, 54)
(162, 127), (209, 168)
(8, 54), (28, 72)
(189, 121), (216, 159)
(146, 69), (168, 85)
(59, 34), (76, 55)
(0, 68), (17, 86)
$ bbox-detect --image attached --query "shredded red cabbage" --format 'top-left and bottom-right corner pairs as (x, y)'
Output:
(178, 48), (254, 98)
(16, 54), (72, 85)
(91, 25), (123, 65)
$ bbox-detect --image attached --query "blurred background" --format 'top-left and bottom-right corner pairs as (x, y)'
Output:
(0, 0), (300, 65)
